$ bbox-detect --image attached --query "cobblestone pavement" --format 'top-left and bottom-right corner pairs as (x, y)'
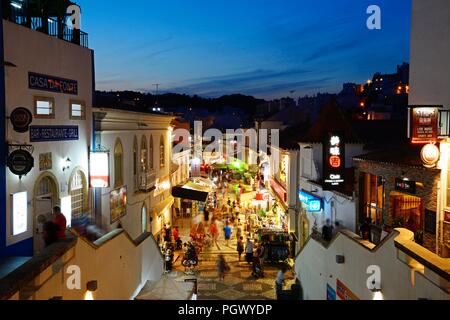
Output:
(171, 218), (295, 300)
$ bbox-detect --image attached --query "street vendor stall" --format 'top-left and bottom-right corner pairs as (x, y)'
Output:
(257, 228), (290, 263)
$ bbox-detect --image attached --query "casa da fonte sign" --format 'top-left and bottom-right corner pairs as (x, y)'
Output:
(28, 72), (78, 95)
(323, 132), (345, 191)
(30, 125), (79, 142)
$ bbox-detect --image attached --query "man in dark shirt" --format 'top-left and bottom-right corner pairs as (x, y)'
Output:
(52, 206), (67, 239)
(322, 219), (333, 241)
(290, 278), (304, 300)
(360, 218), (372, 242)
(43, 221), (59, 247)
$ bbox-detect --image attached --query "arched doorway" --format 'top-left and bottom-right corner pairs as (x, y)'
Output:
(69, 168), (88, 221)
(141, 203), (148, 234)
(33, 172), (59, 254)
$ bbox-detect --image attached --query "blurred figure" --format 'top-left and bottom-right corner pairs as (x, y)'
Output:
(36, 214), (47, 253)
(290, 278), (304, 300)
(224, 222), (232, 247)
(209, 220), (221, 250)
(43, 219), (59, 247)
(236, 236), (244, 261)
(322, 219), (333, 242)
(244, 237), (254, 264)
(52, 206), (67, 239)
(216, 254), (230, 281)
(360, 217), (372, 241)
(275, 265), (288, 300)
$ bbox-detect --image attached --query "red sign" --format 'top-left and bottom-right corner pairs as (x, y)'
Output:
(270, 179), (287, 203)
(444, 211), (450, 223)
(329, 155), (341, 168)
(411, 107), (439, 144)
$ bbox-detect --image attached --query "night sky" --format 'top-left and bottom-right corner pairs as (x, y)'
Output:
(77, 0), (412, 99)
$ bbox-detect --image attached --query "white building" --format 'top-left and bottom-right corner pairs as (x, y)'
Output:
(2, 14), (93, 256)
(92, 108), (175, 240)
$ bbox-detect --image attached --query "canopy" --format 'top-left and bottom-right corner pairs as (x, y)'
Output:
(172, 186), (209, 202)
(135, 278), (195, 300)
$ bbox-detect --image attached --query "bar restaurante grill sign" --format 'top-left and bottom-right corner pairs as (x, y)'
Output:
(28, 72), (78, 95)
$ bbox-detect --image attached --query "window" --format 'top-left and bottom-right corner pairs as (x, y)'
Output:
(141, 204), (147, 233)
(114, 138), (124, 187)
(70, 170), (87, 219)
(140, 136), (148, 172)
(360, 172), (383, 224)
(133, 136), (138, 189)
(70, 100), (86, 119)
(160, 135), (165, 168)
(34, 97), (55, 118)
(149, 135), (154, 170)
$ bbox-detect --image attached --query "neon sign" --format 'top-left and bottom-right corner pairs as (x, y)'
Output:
(323, 132), (345, 191)
(299, 190), (322, 213)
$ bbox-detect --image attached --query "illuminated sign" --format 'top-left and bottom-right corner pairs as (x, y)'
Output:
(11, 191), (27, 236)
(30, 125), (79, 142)
(323, 132), (345, 191)
(270, 179), (287, 203)
(110, 186), (127, 223)
(89, 152), (110, 188)
(299, 190), (322, 213)
(410, 106), (440, 144)
(395, 178), (416, 194)
(60, 196), (72, 227)
(28, 72), (78, 95)
(155, 176), (171, 196)
(420, 143), (440, 168)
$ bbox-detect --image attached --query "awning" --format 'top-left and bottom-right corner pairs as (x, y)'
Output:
(172, 186), (209, 202)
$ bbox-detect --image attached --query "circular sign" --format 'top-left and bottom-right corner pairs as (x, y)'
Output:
(420, 143), (439, 168)
(7, 150), (34, 176)
(329, 155), (341, 168)
(10, 108), (32, 133)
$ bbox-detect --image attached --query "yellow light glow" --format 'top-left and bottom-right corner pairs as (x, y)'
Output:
(84, 291), (94, 300)
(373, 291), (383, 300)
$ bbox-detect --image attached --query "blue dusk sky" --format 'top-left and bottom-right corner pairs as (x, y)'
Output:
(77, 0), (412, 99)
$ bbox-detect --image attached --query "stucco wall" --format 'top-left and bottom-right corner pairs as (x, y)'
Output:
(3, 21), (93, 250)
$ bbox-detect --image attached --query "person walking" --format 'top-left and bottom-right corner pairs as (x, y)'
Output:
(275, 265), (288, 300)
(224, 222), (232, 247)
(52, 206), (67, 239)
(257, 241), (266, 271)
(244, 237), (254, 264)
(322, 219), (333, 242)
(236, 236), (244, 261)
(216, 254), (230, 281)
(209, 220), (221, 250)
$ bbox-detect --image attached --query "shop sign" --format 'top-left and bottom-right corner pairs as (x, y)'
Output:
(89, 152), (110, 188)
(410, 106), (440, 144)
(270, 178), (287, 202)
(336, 279), (359, 300)
(39, 152), (52, 171)
(110, 186), (127, 223)
(11, 191), (28, 236)
(10, 107), (32, 133)
(30, 125), (79, 142)
(7, 149), (34, 176)
(299, 190), (322, 213)
(323, 132), (345, 190)
(28, 72), (78, 95)
(327, 284), (336, 300)
(395, 178), (416, 194)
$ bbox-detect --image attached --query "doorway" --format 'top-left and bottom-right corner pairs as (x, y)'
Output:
(389, 192), (422, 233)
(33, 173), (59, 254)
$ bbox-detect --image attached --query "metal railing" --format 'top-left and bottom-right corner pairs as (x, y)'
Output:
(3, 5), (88, 48)
(138, 171), (156, 192)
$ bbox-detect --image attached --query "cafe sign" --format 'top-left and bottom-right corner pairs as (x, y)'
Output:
(410, 106), (440, 144)
(28, 72), (78, 95)
(395, 178), (416, 194)
(323, 132), (345, 191)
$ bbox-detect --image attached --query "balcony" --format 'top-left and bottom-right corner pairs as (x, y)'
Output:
(3, 2), (89, 48)
(138, 171), (156, 192)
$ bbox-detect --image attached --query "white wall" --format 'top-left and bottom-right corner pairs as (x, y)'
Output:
(94, 109), (174, 240)
(295, 228), (449, 300)
(409, 0), (450, 108)
(3, 21), (93, 247)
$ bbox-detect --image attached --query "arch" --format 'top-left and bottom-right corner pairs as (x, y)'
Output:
(159, 134), (165, 168)
(149, 134), (154, 170)
(133, 135), (138, 176)
(68, 167), (88, 219)
(114, 138), (124, 187)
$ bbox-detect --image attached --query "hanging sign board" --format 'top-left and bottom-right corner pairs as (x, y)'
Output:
(10, 107), (32, 133)
(410, 106), (440, 144)
(323, 132), (345, 190)
(7, 149), (34, 176)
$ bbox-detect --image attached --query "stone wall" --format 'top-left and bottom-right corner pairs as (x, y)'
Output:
(354, 159), (440, 227)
